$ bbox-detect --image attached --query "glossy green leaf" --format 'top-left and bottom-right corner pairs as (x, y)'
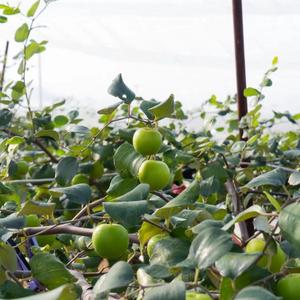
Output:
(150, 238), (190, 267)
(199, 176), (220, 197)
(279, 202), (300, 251)
(263, 192), (281, 212)
(113, 183), (150, 202)
(0, 241), (17, 272)
(55, 156), (78, 186)
(138, 219), (164, 247)
(93, 261), (134, 295)
(114, 142), (145, 177)
(106, 175), (138, 198)
(54, 115), (69, 127)
(0, 109), (12, 127)
(0, 281), (34, 298)
(144, 280), (185, 300)
(223, 205), (265, 231)
(148, 94), (175, 120)
(15, 23), (29, 42)
(27, 0), (40, 17)
(216, 252), (261, 279)
(183, 225), (233, 269)
(107, 74), (135, 104)
(30, 253), (75, 289)
(6, 284), (79, 300)
(104, 200), (148, 228)
(0, 214), (25, 229)
(220, 277), (235, 300)
(245, 168), (288, 188)
(244, 88), (260, 97)
(36, 129), (59, 141)
(234, 286), (281, 300)
(97, 101), (122, 115)
(288, 171), (300, 186)
(155, 180), (200, 219)
(0, 16), (7, 23)
(140, 99), (159, 120)
(50, 184), (91, 204)
(19, 200), (55, 217)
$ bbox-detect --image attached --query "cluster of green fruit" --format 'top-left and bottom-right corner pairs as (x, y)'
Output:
(245, 238), (300, 299)
(133, 127), (171, 191)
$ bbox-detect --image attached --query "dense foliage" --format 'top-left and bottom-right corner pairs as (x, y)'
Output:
(1, 1), (300, 300)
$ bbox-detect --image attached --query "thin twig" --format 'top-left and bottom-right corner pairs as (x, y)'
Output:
(0, 41), (9, 92)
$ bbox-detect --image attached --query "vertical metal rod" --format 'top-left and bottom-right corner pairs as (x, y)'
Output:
(0, 41), (9, 92)
(232, 0), (255, 238)
(232, 0), (248, 138)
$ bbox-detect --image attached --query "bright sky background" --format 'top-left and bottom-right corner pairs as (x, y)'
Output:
(1, 0), (300, 120)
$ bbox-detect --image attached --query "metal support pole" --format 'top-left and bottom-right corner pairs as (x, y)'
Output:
(232, 0), (255, 238)
(232, 0), (248, 139)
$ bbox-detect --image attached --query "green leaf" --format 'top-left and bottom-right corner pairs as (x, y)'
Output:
(0, 109), (12, 127)
(15, 23), (29, 42)
(104, 200), (148, 228)
(0, 16), (7, 23)
(220, 277), (235, 300)
(150, 238), (189, 267)
(54, 115), (69, 127)
(19, 200), (55, 217)
(279, 203), (300, 251)
(4, 284), (78, 300)
(27, 0), (40, 17)
(25, 40), (46, 60)
(199, 176), (220, 197)
(148, 94), (175, 120)
(245, 168), (288, 188)
(113, 183), (150, 202)
(263, 192), (281, 212)
(114, 142), (145, 177)
(223, 205), (265, 231)
(106, 175), (138, 198)
(107, 74), (135, 104)
(1, 5), (20, 15)
(138, 219), (164, 247)
(243, 88), (260, 97)
(93, 261), (134, 295)
(0, 281), (34, 298)
(216, 252), (261, 279)
(36, 129), (59, 141)
(288, 171), (300, 186)
(97, 101), (122, 115)
(155, 180), (200, 219)
(55, 156), (78, 186)
(5, 136), (25, 145)
(144, 280), (185, 300)
(235, 286), (281, 300)
(183, 225), (233, 269)
(0, 213), (25, 229)
(50, 184), (91, 205)
(0, 241), (17, 272)
(30, 253), (75, 289)
(140, 99), (159, 120)
(272, 56), (279, 65)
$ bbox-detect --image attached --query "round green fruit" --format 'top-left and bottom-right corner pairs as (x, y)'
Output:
(138, 160), (170, 191)
(186, 292), (212, 300)
(16, 161), (29, 175)
(71, 173), (89, 185)
(245, 238), (286, 272)
(269, 244), (286, 273)
(147, 233), (169, 257)
(92, 224), (129, 260)
(277, 273), (300, 300)
(133, 127), (162, 156)
(245, 238), (268, 268)
(90, 160), (104, 179)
